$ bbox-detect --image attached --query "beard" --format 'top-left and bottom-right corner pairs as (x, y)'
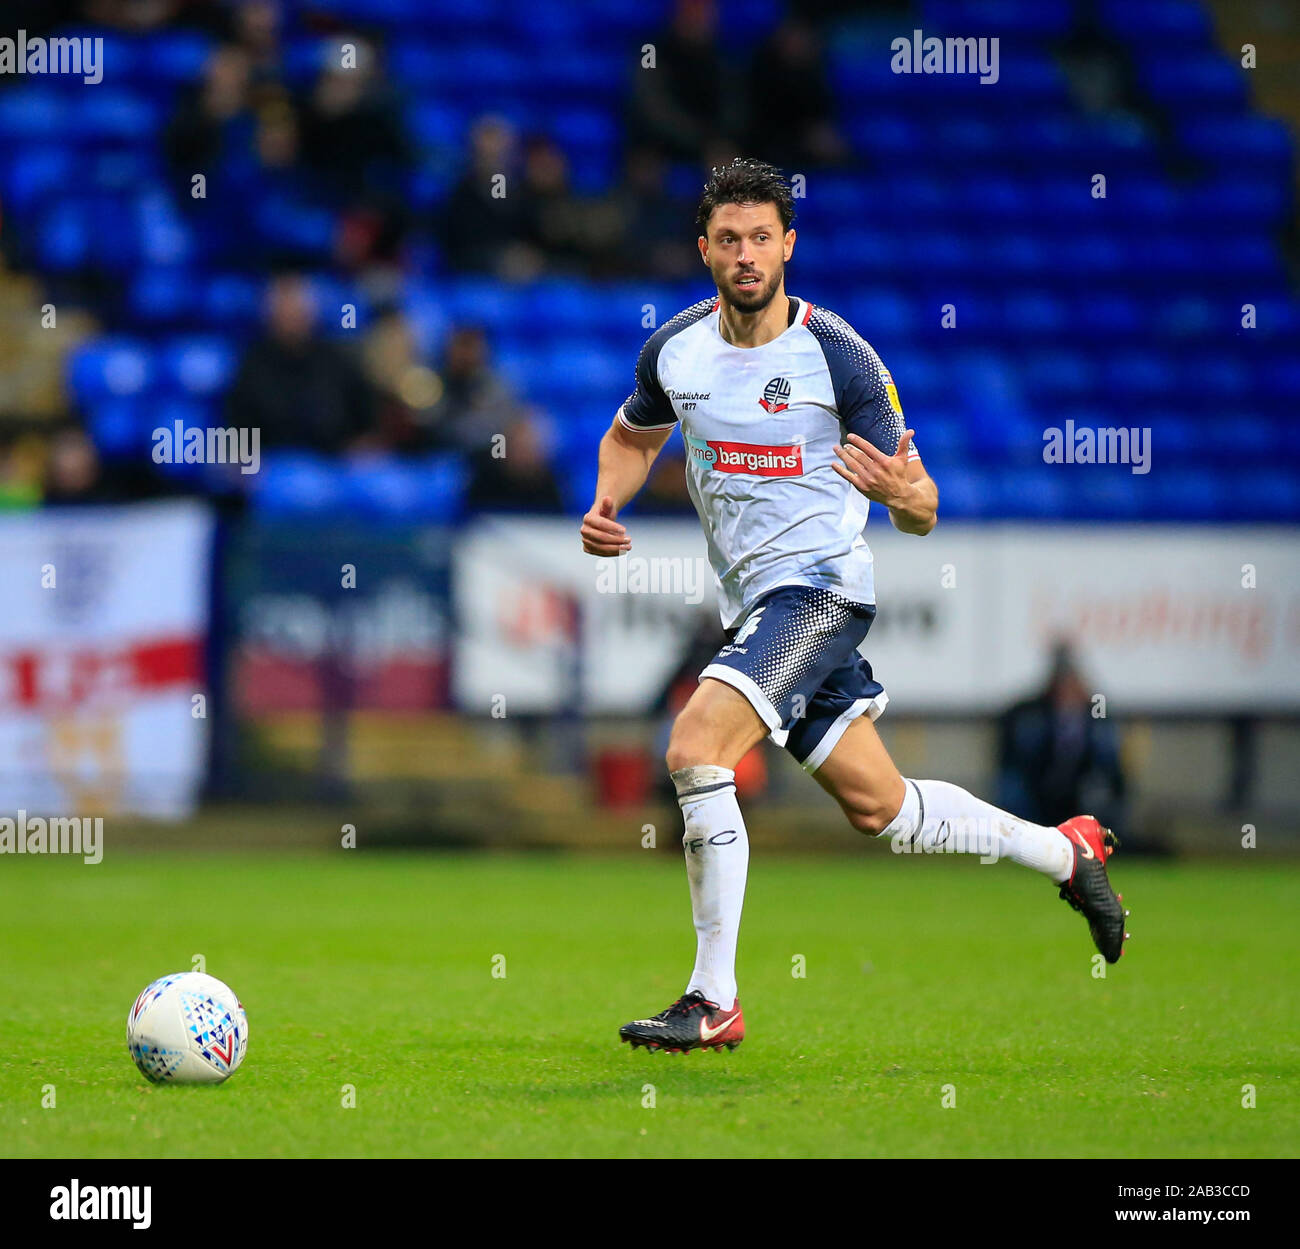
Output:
(718, 260), (784, 314)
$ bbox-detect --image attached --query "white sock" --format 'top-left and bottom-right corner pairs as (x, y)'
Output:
(672, 765), (749, 1007)
(881, 778), (1074, 882)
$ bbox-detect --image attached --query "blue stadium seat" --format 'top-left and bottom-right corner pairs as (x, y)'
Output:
(0, 87), (69, 142)
(548, 108), (620, 189)
(37, 200), (94, 271)
(135, 29), (214, 84)
(407, 101), (468, 151)
(253, 453), (346, 517)
(444, 278), (530, 328)
(923, 0), (1074, 40)
(1186, 180), (1291, 228)
(1106, 351), (1177, 400)
(1147, 467), (1227, 520)
(1068, 467), (1151, 520)
(1263, 359), (1300, 404)
(206, 274), (266, 331)
(1001, 467), (1072, 519)
(1071, 293), (1143, 342)
(130, 267), (192, 325)
(1250, 468), (1300, 520)
(1021, 349), (1092, 401)
(1179, 116), (1294, 176)
(68, 88), (161, 143)
(1099, 0), (1215, 45)
(1141, 53), (1248, 110)
(926, 465), (993, 519)
(0, 145), (78, 211)
(159, 337), (239, 397)
(1143, 411), (1200, 465)
(147, 397), (217, 481)
(340, 454), (468, 522)
(1002, 292), (1069, 338)
(88, 396), (150, 459)
(68, 338), (153, 402)
(281, 36), (336, 87)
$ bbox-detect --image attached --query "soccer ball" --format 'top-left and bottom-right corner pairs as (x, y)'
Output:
(126, 972), (248, 1084)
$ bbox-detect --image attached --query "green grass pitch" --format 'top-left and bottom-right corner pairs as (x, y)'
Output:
(1, 851), (1296, 1158)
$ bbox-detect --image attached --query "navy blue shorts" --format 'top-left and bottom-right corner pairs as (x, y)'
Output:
(700, 585), (888, 772)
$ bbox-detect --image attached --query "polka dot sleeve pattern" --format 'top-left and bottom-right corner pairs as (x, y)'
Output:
(806, 305), (917, 460)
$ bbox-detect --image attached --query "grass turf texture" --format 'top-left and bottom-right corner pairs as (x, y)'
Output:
(1, 852), (1296, 1158)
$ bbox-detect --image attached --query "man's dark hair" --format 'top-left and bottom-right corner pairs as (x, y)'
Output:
(695, 158), (795, 237)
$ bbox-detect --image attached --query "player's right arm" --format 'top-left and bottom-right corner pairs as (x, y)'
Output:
(581, 332), (679, 556)
(580, 420), (673, 555)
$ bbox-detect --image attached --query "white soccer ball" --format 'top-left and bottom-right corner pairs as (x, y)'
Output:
(126, 972), (248, 1084)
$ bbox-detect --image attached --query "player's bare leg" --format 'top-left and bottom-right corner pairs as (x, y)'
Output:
(619, 678), (766, 1052)
(814, 716), (1129, 962)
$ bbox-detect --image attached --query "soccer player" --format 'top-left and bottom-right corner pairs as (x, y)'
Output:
(580, 159), (1129, 1053)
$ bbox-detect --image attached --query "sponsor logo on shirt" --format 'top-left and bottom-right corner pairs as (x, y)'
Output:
(758, 376), (792, 413)
(686, 434), (804, 476)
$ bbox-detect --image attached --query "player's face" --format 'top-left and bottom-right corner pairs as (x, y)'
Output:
(700, 203), (795, 313)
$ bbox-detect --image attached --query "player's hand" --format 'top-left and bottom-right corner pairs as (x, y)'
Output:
(832, 431), (915, 508)
(580, 495), (632, 556)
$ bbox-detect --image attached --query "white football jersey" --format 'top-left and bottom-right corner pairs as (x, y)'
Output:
(618, 295), (919, 628)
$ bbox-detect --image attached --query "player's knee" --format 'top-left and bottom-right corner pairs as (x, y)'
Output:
(665, 712), (714, 773)
(844, 799), (897, 838)
(665, 733), (705, 775)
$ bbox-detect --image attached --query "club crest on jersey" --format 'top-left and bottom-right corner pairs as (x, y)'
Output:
(758, 376), (792, 413)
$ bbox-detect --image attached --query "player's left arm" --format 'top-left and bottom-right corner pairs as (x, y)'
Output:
(833, 431), (938, 535)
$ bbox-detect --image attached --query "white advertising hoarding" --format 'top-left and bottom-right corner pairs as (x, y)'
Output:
(453, 518), (1300, 716)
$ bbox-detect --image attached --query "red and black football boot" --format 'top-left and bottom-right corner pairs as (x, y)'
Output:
(619, 991), (744, 1053)
(1057, 815), (1129, 963)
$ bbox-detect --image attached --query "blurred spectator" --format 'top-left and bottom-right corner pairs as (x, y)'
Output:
(0, 433), (42, 510)
(42, 426), (106, 503)
(39, 425), (166, 504)
(465, 412), (564, 512)
(165, 44), (254, 196)
(996, 642), (1128, 830)
(628, 0), (742, 163)
(220, 90), (337, 266)
(252, 91), (299, 171)
(439, 116), (534, 277)
(299, 40), (410, 283)
(745, 17), (848, 168)
(425, 325), (518, 454)
(586, 147), (696, 279)
(226, 274), (377, 452)
(231, 0), (282, 85)
(360, 307), (443, 451)
(299, 37), (408, 196)
(516, 135), (590, 276)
